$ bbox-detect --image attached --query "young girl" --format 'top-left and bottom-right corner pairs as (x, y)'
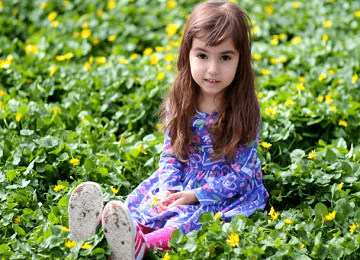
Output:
(68, 1), (269, 259)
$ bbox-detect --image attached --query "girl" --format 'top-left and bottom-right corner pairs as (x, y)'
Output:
(68, 0), (269, 259)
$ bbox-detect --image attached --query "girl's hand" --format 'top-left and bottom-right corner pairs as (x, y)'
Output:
(162, 191), (199, 210)
(154, 190), (173, 213)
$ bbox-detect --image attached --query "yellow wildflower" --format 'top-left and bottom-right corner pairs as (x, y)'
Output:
(0, 101), (3, 109)
(264, 6), (274, 15)
(48, 12), (57, 22)
(63, 1), (70, 6)
(271, 38), (279, 45)
(350, 223), (357, 234)
(82, 118), (89, 123)
(322, 35), (329, 42)
(227, 233), (240, 247)
(96, 57), (106, 64)
(150, 202), (154, 207)
(167, 0), (177, 9)
(322, 21), (333, 28)
(261, 68), (272, 75)
(352, 74), (358, 84)
(50, 66), (57, 77)
(92, 38), (100, 45)
(253, 54), (262, 60)
(277, 192), (282, 199)
(331, 106), (336, 111)
(108, 35), (116, 41)
(52, 21), (59, 28)
(291, 36), (302, 44)
(25, 45), (38, 55)
(81, 243), (92, 249)
(319, 74), (327, 81)
(299, 77), (307, 83)
(166, 24), (179, 38)
(261, 142), (272, 148)
(296, 83), (305, 91)
(270, 58), (278, 64)
(82, 22), (89, 29)
(257, 92), (263, 99)
(339, 120), (348, 127)
(119, 58), (127, 64)
(54, 184), (65, 192)
(164, 45), (172, 51)
(40, 3), (47, 9)
(299, 244), (305, 248)
(111, 187), (119, 194)
(323, 211), (336, 222)
(271, 211), (280, 221)
(355, 11), (360, 18)
(157, 72), (165, 81)
(265, 107), (276, 115)
(136, 77), (141, 82)
(325, 93), (332, 103)
(89, 56), (94, 64)
(61, 226), (70, 232)
(163, 252), (171, 260)
(262, 164), (268, 171)
(65, 240), (77, 248)
(153, 196), (158, 202)
(130, 54), (138, 59)
(56, 55), (66, 61)
(14, 216), (21, 224)
(338, 183), (344, 191)
(284, 219), (293, 224)
(150, 54), (158, 65)
(308, 150), (317, 159)
(107, 0), (115, 10)
(279, 34), (286, 40)
(84, 62), (92, 71)
(16, 113), (23, 121)
(137, 143), (147, 154)
(292, 2), (300, 9)
(328, 69), (335, 74)
(143, 48), (153, 56)
(81, 29), (92, 38)
(70, 158), (80, 166)
(285, 99), (294, 106)
(164, 53), (175, 62)
(252, 26), (260, 34)
(280, 57), (287, 63)
(155, 46), (164, 52)
(54, 107), (61, 115)
(97, 9), (104, 19)
(214, 212), (221, 221)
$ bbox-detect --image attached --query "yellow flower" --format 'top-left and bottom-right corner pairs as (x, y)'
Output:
(284, 219), (293, 224)
(97, 9), (104, 19)
(92, 38), (100, 45)
(349, 222), (357, 234)
(0, 101), (3, 109)
(277, 191), (282, 199)
(291, 36), (302, 44)
(52, 21), (59, 28)
(261, 142), (272, 148)
(299, 77), (307, 83)
(56, 55), (66, 61)
(227, 233), (240, 247)
(164, 53), (175, 62)
(292, 2), (300, 9)
(339, 120), (348, 127)
(150, 54), (158, 65)
(257, 92), (263, 99)
(319, 74), (327, 81)
(54, 107), (61, 115)
(82, 118), (89, 123)
(262, 164), (268, 171)
(214, 212), (221, 220)
(279, 34), (286, 40)
(0, 89), (6, 96)
(166, 24), (179, 38)
(70, 158), (80, 166)
(261, 68), (272, 75)
(163, 252), (171, 260)
(111, 187), (119, 194)
(150, 202), (154, 207)
(96, 57), (106, 64)
(54, 184), (65, 192)
(265, 107), (277, 116)
(65, 240), (77, 248)
(81, 243), (93, 249)
(270, 58), (278, 64)
(50, 66), (57, 77)
(271, 211), (280, 221)
(322, 35), (329, 42)
(323, 211), (336, 222)
(25, 45), (38, 55)
(137, 143), (147, 154)
(164, 45), (172, 51)
(48, 12), (57, 22)
(84, 62), (92, 71)
(295, 83), (305, 91)
(108, 35), (116, 41)
(61, 226), (70, 232)
(167, 0), (177, 9)
(285, 99), (294, 106)
(130, 54), (138, 59)
(107, 0), (115, 10)
(252, 26), (260, 34)
(136, 77), (141, 83)
(157, 72), (165, 81)
(153, 196), (158, 202)
(14, 216), (21, 224)
(322, 21), (333, 27)
(73, 31), (80, 38)
(328, 69), (335, 74)
(264, 5), (274, 15)
(16, 113), (23, 121)
(63, 1), (70, 6)
(325, 93), (332, 103)
(253, 54), (262, 60)
(82, 22), (89, 29)
(355, 11), (360, 18)
(338, 182), (344, 191)
(352, 74), (358, 84)
(119, 58), (127, 64)
(299, 244), (305, 248)
(308, 150), (317, 159)
(81, 29), (92, 38)
(143, 48), (153, 56)
(40, 3), (47, 9)
(271, 38), (279, 45)
(155, 46), (164, 52)
(89, 56), (94, 64)
(331, 106), (336, 112)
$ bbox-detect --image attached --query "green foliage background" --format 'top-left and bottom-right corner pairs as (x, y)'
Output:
(0, 0), (360, 259)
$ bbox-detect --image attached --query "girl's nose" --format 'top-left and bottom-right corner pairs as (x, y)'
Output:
(207, 60), (219, 75)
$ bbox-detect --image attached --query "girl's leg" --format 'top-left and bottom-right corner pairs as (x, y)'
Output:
(68, 181), (103, 242)
(144, 226), (177, 251)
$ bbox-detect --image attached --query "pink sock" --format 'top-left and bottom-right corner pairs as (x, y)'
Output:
(144, 226), (177, 251)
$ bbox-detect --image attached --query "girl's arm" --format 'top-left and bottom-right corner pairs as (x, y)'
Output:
(158, 131), (184, 193)
(191, 124), (262, 207)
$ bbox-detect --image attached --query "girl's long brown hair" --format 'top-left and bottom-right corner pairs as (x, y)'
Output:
(160, 0), (260, 162)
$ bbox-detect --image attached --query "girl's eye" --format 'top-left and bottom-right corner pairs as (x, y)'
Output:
(197, 54), (207, 59)
(221, 55), (231, 61)
(196, 54), (232, 61)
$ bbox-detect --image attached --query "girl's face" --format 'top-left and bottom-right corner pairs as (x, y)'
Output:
(189, 35), (239, 102)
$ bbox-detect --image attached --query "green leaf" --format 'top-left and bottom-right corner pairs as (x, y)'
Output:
(290, 149), (305, 164)
(12, 224), (26, 236)
(20, 129), (34, 136)
(57, 152), (69, 162)
(314, 203), (328, 219)
(325, 149), (338, 164)
(84, 158), (97, 169)
(39, 136), (58, 148)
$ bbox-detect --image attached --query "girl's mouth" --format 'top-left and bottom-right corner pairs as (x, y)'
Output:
(206, 79), (220, 84)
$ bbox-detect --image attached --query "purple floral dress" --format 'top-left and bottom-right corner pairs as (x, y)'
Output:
(124, 109), (269, 235)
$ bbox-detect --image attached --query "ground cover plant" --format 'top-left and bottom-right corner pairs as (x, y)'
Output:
(0, 0), (360, 259)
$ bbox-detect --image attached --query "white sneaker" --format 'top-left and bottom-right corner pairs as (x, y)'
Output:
(68, 181), (103, 242)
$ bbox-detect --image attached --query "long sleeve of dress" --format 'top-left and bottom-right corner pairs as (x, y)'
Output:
(191, 125), (261, 207)
(158, 131), (184, 193)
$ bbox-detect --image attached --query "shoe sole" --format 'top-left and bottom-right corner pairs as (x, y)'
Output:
(102, 201), (136, 260)
(68, 181), (103, 242)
